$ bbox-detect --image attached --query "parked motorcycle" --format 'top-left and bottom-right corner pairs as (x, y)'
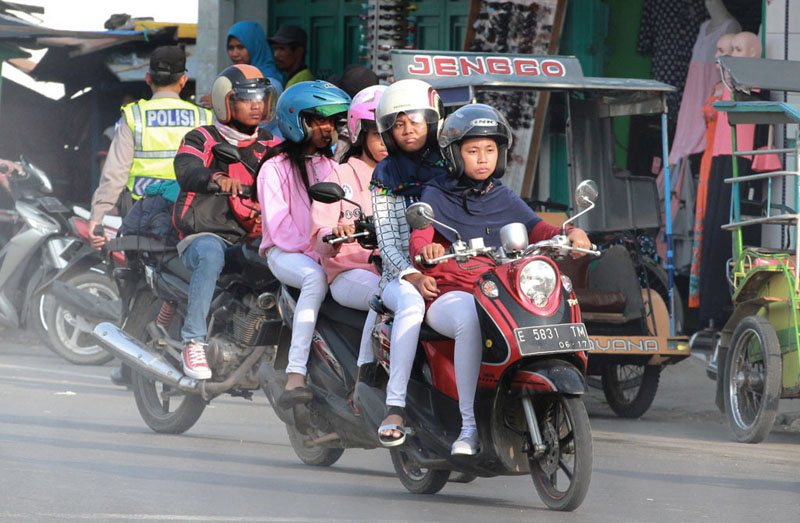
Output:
(90, 143), (282, 433)
(0, 157), (79, 339)
(262, 180), (598, 511)
(39, 207), (122, 365)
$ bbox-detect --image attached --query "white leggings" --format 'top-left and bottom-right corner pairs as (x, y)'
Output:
(425, 291), (482, 428)
(381, 277), (426, 408)
(329, 268), (381, 368)
(268, 247), (328, 376)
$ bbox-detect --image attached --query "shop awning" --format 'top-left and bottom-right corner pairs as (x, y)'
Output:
(718, 56), (800, 94)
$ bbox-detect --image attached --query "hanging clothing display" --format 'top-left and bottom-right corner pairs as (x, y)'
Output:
(688, 86), (724, 308)
(668, 18), (741, 164)
(637, 0), (708, 133)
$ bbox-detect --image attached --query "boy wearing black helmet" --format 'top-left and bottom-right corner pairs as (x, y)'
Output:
(171, 64), (278, 380)
(411, 104), (590, 455)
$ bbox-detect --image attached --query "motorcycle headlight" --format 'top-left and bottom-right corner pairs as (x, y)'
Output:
(15, 200), (59, 234)
(518, 259), (557, 307)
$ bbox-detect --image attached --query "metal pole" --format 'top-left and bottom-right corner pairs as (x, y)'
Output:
(661, 110), (674, 336)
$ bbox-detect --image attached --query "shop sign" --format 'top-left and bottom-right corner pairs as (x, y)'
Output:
(392, 50), (584, 88)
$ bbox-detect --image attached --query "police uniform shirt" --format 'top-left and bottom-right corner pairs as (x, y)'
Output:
(90, 91), (187, 222)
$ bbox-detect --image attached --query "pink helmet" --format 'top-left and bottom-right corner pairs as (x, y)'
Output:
(347, 84), (387, 144)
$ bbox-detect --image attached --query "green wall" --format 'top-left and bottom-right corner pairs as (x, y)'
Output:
(603, 0), (652, 169)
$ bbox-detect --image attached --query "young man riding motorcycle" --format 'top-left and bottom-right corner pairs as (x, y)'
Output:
(171, 64), (278, 379)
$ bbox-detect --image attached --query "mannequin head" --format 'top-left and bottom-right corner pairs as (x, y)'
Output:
(715, 33), (735, 59)
(731, 32), (762, 58)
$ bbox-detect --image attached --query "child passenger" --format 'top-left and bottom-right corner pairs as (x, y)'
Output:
(369, 79), (449, 447)
(410, 104), (591, 455)
(257, 80), (351, 409)
(310, 85), (387, 379)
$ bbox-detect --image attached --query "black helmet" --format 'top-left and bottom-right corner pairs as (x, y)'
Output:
(438, 104), (513, 178)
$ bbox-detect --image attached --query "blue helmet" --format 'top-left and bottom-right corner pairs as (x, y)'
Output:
(276, 80), (352, 143)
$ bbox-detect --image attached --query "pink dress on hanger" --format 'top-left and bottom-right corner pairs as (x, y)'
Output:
(668, 17), (740, 165)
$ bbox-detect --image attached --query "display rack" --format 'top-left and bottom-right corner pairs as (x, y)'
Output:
(359, 0), (418, 81)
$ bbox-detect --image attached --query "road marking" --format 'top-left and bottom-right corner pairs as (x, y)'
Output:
(0, 515), (389, 522)
(0, 362), (110, 381)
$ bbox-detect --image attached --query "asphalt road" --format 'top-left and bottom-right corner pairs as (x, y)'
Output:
(1, 327), (799, 523)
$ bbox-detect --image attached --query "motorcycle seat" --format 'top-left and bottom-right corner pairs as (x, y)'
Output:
(106, 235), (177, 253)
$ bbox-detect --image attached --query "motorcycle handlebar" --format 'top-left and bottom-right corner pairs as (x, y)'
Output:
(323, 231), (371, 245)
(207, 181), (253, 199)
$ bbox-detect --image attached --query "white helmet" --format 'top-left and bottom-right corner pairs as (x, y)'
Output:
(375, 79), (443, 154)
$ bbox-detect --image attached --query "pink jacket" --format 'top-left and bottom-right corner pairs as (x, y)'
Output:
(310, 157), (379, 283)
(257, 152), (337, 259)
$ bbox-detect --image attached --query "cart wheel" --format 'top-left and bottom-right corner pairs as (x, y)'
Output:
(723, 316), (782, 443)
(642, 256), (684, 335)
(601, 364), (660, 418)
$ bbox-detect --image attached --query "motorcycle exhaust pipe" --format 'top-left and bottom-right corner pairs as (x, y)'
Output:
(92, 322), (199, 393)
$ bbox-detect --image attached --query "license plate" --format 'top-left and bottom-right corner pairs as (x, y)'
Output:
(514, 323), (591, 355)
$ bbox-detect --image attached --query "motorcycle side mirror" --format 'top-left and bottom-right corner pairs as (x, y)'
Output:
(406, 202), (435, 230)
(309, 182), (345, 204)
(211, 143), (242, 164)
(574, 179), (598, 210)
(562, 179), (599, 233)
(500, 222), (528, 252)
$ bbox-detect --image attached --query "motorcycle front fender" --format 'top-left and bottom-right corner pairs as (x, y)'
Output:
(35, 243), (106, 296)
(510, 359), (586, 395)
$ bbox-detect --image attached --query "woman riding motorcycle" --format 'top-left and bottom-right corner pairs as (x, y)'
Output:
(310, 85), (387, 378)
(257, 80), (351, 408)
(410, 103), (591, 454)
(172, 64), (278, 379)
(368, 79), (449, 446)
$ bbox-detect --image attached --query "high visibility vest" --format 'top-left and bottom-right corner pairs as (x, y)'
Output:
(122, 97), (214, 199)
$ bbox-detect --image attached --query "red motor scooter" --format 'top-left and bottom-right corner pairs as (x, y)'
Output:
(355, 181), (599, 511)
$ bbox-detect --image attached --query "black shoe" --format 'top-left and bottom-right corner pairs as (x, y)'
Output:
(110, 364), (132, 387)
(277, 386), (313, 409)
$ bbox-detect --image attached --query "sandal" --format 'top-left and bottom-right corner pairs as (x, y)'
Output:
(378, 406), (408, 447)
(277, 386), (313, 409)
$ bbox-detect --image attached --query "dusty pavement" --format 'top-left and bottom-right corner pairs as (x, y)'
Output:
(1, 326), (798, 522)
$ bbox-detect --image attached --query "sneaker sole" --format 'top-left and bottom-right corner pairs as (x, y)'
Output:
(183, 366), (212, 380)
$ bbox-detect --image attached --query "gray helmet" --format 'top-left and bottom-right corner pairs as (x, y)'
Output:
(439, 103), (513, 178)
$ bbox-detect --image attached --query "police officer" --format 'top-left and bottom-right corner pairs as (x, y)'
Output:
(88, 45), (214, 248)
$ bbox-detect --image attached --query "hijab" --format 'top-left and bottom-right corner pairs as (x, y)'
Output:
(227, 21), (284, 93)
(370, 147), (447, 198)
(421, 174), (541, 247)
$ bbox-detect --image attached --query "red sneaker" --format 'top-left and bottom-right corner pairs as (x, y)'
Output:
(183, 341), (211, 380)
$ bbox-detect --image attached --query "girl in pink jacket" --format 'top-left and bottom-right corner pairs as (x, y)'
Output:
(310, 85), (387, 379)
(257, 81), (351, 408)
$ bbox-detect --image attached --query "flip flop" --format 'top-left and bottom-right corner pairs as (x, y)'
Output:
(378, 424), (408, 447)
(378, 405), (408, 447)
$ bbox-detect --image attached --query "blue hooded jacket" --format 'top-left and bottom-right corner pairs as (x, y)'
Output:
(227, 21), (284, 96)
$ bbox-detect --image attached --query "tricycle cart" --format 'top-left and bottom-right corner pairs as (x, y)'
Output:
(705, 56), (800, 443)
(392, 50), (690, 418)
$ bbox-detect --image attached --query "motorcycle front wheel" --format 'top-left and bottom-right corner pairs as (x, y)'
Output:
(44, 270), (116, 365)
(285, 424), (344, 467)
(126, 291), (206, 434)
(390, 442), (450, 495)
(529, 395), (592, 511)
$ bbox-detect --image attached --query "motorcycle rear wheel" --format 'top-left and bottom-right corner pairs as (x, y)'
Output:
(529, 395), (592, 511)
(44, 271), (115, 365)
(390, 443), (450, 495)
(127, 291), (206, 434)
(601, 364), (661, 418)
(285, 424), (344, 466)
